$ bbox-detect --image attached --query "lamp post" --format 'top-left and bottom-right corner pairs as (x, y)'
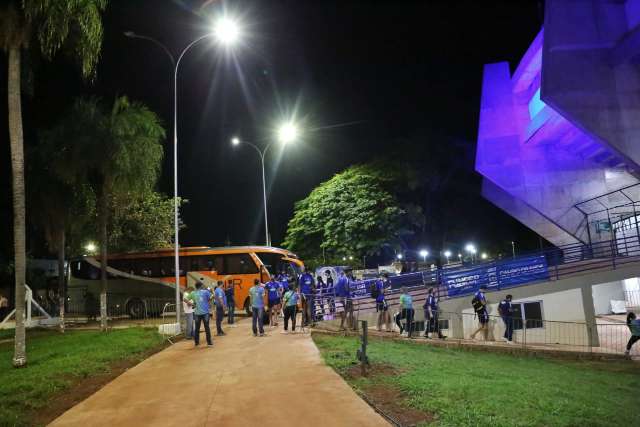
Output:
(419, 249), (429, 263)
(231, 122), (298, 247)
(444, 250), (451, 265)
(125, 16), (242, 328)
(465, 243), (477, 263)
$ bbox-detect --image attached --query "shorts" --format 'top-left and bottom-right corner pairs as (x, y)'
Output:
(376, 301), (387, 312)
(478, 310), (489, 324)
(268, 299), (281, 309)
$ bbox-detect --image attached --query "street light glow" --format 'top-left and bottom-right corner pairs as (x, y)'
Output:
(214, 17), (241, 45)
(481, 252), (488, 260)
(85, 243), (97, 252)
(465, 243), (476, 253)
(444, 250), (452, 258)
(349, 256), (353, 260)
(419, 249), (428, 258)
(396, 253), (403, 260)
(231, 136), (240, 145)
(277, 121), (299, 144)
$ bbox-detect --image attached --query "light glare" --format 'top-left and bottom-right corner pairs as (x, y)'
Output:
(277, 122), (299, 144)
(85, 243), (97, 252)
(231, 137), (240, 145)
(214, 17), (241, 45)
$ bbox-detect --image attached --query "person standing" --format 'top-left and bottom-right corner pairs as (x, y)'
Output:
(214, 281), (226, 336)
(625, 312), (640, 356)
(225, 279), (236, 327)
(249, 278), (266, 337)
(398, 287), (415, 338)
(0, 293), (8, 321)
(190, 281), (213, 347)
(335, 271), (350, 330)
(299, 269), (315, 326)
(498, 294), (514, 344)
(265, 276), (281, 327)
(325, 270), (335, 314)
(182, 286), (195, 340)
(375, 275), (391, 332)
(470, 285), (489, 341)
(423, 288), (445, 339)
(281, 286), (299, 334)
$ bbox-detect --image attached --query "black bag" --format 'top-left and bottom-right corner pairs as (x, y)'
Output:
(370, 282), (379, 299)
(263, 310), (270, 325)
(471, 296), (484, 313)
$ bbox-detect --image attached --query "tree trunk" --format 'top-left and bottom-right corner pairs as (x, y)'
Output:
(8, 47), (27, 367)
(58, 229), (66, 333)
(99, 194), (108, 331)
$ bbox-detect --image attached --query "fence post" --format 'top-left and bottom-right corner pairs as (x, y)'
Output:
(357, 320), (369, 376)
(523, 320), (527, 349)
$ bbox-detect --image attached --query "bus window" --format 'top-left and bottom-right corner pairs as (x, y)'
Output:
(71, 260), (100, 280)
(256, 252), (299, 277)
(224, 254), (259, 274)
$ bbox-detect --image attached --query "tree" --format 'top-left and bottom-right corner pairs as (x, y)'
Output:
(0, 0), (107, 367)
(61, 97), (165, 331)
(283, 162), (422, 264)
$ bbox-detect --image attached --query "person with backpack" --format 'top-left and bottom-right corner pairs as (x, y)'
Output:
(498, 294), (514, 344)
(397, 287), (415, 338)
(281, 286), (300, 334)
(625, 311), (640, 356)
(470, 285), (489, 341)
(374, 275), (391, 332)
(423, 287), (445, 339)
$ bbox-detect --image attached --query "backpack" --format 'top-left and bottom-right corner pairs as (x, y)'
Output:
(471, 295), (484, 313)
(370, 282), (379, 299)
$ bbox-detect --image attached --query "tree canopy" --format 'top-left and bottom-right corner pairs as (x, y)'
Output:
(283, 162), (422, 265)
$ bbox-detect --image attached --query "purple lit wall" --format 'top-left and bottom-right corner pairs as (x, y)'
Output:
(476, 0), (640, 247)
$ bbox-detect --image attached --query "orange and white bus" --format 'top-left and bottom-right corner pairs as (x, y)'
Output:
(67, 246), (304, 318)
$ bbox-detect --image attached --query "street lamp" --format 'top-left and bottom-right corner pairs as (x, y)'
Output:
(481, 252), (488, 260)
(85, 243), (97, 253)
(349, 256), (353, 261)
(444, 250), (452, 265)
(125, 15), (242, 329)
(396, 253), (403, 260)
(419, 249), (429, 263)
(230, 121), (300, 246)
(465, 243), (477, 263)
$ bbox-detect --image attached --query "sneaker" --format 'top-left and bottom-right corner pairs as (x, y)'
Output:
(506, 340), (514, 345)
(502, 337), (509, 343)
(253, 333), (257, 337)
(281, 330), (289, 334)
(439, 335), (447, 340)
(259, 333), (266, 337)
(207, 343), (213, 347)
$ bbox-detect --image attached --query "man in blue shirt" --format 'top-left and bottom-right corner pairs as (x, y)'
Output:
(265, 277), (282, 327)
(375, 274), (391, 332)
(249, 278), (266, 336)
(498, 294), (514, 343)
(213, 281), (226, 336)
(189, 281), (213, 346)
(281, 286), (300, 333)
(225, 279), (236, 327)
(299, 269), (315, 327)
(335, 271), (350, 330)
(470, 285), (489, 341)
(423, 287), (445, 339)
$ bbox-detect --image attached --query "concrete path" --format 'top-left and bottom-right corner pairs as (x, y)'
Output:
(49, 318), (388, 427)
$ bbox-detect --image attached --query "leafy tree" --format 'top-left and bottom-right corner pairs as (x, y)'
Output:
(283, 162), (422, 264)
(0, 0), (107, 367)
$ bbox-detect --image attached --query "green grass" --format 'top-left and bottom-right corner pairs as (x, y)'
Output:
(0, 327), (165, 426)
(313, 333), (640, 427)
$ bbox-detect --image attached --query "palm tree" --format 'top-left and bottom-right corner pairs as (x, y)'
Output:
(0, 0), (107, 366)
(60, 97), (165, 330)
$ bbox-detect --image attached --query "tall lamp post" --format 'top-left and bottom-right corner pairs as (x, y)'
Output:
(125, 16), (242, 328)
(231, 122), (299, 246)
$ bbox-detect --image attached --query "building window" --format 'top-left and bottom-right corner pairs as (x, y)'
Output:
(511, 301), (543, 330)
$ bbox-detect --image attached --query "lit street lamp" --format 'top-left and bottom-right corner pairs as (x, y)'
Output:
(444, 250), (452, 265)
(465, 243), (477, 263)
(125, 15), (242, 329)
(396, 253), (403, 260)
(85, 243), (97, 253)
(231, 121), (300, 246)
(419, 249), (429, 263)
(481, 252), (488, 260)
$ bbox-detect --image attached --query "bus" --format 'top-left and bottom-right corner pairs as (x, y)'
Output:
(67, 246), (304, 318)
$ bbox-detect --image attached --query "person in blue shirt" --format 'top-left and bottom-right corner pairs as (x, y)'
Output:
(299, 269), (316, 326)
(249, 278), (266, 336)
(279, 274), (290, 293)
(225, 279), (236, 327)
(470, 285), (489, 341)
(498, 294), (514, 344)
(265, 277), (282, 328)
(213, 281), (226, 336)
(423, 287), (446, 339)
(325, 270), (335, 314)
(375, 274), (391, 332)
(625, 312), (640, 356)
(335, 271), (350, 330)
(281, 285), (300, 333)
(396, 287), (415, 338)
(189, 281), (213, 346)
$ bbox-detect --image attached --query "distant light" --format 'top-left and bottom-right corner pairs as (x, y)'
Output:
(465, 243), (476, 253)
(214, 17), (241, 46)
(349, 256), (353, 260)
(419, 249), (428, 258)
(458, 253), (462, 258)
(396, 254), (403, 260)
(277, 122), (299, 144)
(85, 243), (97, 252)
(342, 257), (346, 261)
(231, 136), (240, 145)
(444, 250), (452, 258)
(481, 252), (488, 260)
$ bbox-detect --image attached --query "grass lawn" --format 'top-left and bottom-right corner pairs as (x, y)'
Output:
(0, 327), (166, 426)
(313, 333), (640, 427)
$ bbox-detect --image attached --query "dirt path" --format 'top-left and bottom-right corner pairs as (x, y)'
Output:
(49, 318), (389, 427)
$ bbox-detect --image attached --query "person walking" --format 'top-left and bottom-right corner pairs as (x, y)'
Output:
(375, 275), (392, 332)
(498, 294), (514, 344)
(299, 269), (315, 326)
(424, 287), (446, 339)
(190, 281), (213, 347)
(281, 286), (299, 334)
(470, 285), (489, 341)
(214, 281), (226, 336)
(225, 279), (236, 327)
(249, 278), (266, 337)
(398, 287), (415, 338)
(625, 312), (640, 356)
(182, 286), (195, 340)
(265, 276), (281, 327)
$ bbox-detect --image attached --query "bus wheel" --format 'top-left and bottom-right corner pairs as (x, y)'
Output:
(127, 299), (145, 319)
(244, 298), (251, 316)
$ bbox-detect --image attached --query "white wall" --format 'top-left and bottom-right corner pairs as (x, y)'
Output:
(591, 281), (625, 315)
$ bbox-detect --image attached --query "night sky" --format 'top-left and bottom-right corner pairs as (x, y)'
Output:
(0, 0), (545, 260)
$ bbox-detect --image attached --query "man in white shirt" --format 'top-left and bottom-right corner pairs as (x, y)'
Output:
(182, 286), (195, 339)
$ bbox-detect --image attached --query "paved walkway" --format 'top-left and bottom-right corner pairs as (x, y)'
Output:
(49, 318), (388, 427)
